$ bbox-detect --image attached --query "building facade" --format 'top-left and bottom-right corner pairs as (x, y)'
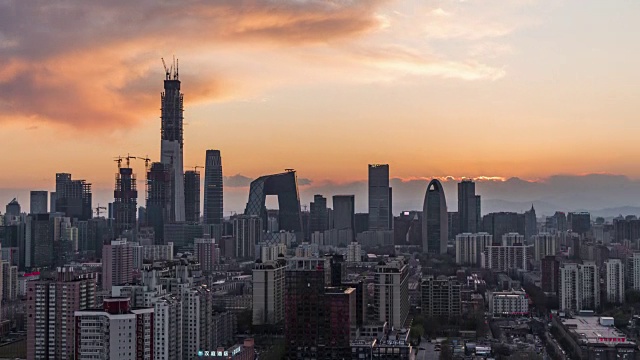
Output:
(374, 259), (409, 329)
(422, 179), (448, 255)
(605, 259), (625, 304)
(455, 232), (492, 266)
(421, 276), (461, 317)
(368, 164), (391, 231)
(559, 262), (600, 312)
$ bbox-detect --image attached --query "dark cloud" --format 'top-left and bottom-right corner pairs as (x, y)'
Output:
(224, 174), (253, 188)
(298, 178), (313, 186)
(0, 0), (388, 129)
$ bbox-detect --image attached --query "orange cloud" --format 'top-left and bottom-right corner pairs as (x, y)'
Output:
(0, 0), (389, 129)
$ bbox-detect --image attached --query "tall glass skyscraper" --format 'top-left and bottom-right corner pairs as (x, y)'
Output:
(368, 164), (391, 230)
(423, 179), (448, 254)
(184, 170), (201, 223)
(203, 150), (223, 225)
(160, 62), (185, 222)
(458, 179), (480, 234)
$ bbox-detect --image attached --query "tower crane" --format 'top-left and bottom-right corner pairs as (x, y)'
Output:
(95, 204), (107, 217)
(134, 156), (152, 172)
(114, 156), (123, 168)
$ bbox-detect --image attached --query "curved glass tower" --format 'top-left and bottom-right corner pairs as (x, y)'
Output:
(422, 179), (448, 254)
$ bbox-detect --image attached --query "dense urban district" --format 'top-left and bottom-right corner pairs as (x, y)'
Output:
(1, 64), (639, 360)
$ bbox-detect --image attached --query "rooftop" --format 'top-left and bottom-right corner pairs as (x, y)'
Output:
(561, 316), (632, 345)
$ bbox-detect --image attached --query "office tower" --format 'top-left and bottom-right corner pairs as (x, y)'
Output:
(524, 205), (537, 240)
(374, 258), (409, 328)
(285, 264), (354, 359)
(483, 244), (532, 272)
(233, 215), (262, 259)
(422, 179), (448, 254)
(102, 240), (133, 292)
(347, 241), (361, 262)
(568, 212), (591, 235)
(309, 195), (328, 233)
(252, 259), (286, 326)
(87, 217), (111, 259)
(447, 212), (460, 241)
(2, 261), (17, 301)
(458, 179), (479, 234)
(5, 198), (20, 220)
(194, 238), (220, 273)
(354, 213), (369, 235)
(541, 256), (560, 294)
(534, 233), (557, 261)
(27, 267), (96, 360)
(324, 287), (356, 358)
(184, 170), (201, 223)
(605, 259), (624, 304)
(147, 162), (172, 243)
(203, 150), (223, 225)
(455, 232), (492, 266)
(393, 211), (421, 246)
(559, 261), (600, 312)
(74, 297), (153, 360)
(27, 214), (54, 268)
(333, 195), (355, 232)
(55, 173), (92, 221)
(421, 276), (462, 317)
(49, 192), (57, 213)
(29, 191), (48, 215)
(245, 171), (303, 237)
(482, 212), (525, 240)
(368, 164), (391, 230)
(113, 167), (138, 238)
(160, 61), (186, 223)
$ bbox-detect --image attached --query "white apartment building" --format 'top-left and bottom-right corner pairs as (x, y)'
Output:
(533, 233), (557, 261)
(455, 232), (492, 266)
(605, 259), (625, 304)
(252, 260), (286, 325)
(502, 232), (525, 246)
(559, 261), (600, 312)
(347, 241), (362, 262)
(374, 259), (409, 329)
(74, 297), (153, 360)
(482, 244), (533, 272)
(489, 290), (529, 317)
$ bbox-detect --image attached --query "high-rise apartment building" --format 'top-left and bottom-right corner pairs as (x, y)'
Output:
(422, 179), (448, 254)
(347, 241), (361, 262)
(74, 297), (154, 360)
(605, 259), (624, 304)
(102, 240), (134, 292)
(113, 167), (138, 238)
(368, 164), (391, 231)
(233, 215), (262, 259)
(488, 290), (529, 317)
(541, 256), (560, 294)
(502, 232), (524, 246)
(421, 276), (461, 317)
(29, 191), (48, 215)
(483, 244), (532, 272)
(458, 179), (480, 234)
(27, 267), (96, 360)
(55, 173), (92, 221)
(194, 238), (220, 273)
(2, 261), (17, 301)
(160, 62), (186, 223)
(559, 261), (600, 312)
(252, 259), (286, 326)
(455, 232), (492, 266)
(534, 233), (557, 261)
(203, 150), (223, 225)
(184, 170), (201, 223)
(374, 258), (409, 329)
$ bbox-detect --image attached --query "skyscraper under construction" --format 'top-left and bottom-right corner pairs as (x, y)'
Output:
(160, 58), (186, 223)
(113, 162), (137, 238)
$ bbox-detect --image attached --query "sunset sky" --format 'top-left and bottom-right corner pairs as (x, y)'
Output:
(2, 1), (640, 213)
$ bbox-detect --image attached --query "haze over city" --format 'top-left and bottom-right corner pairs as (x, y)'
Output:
(2, 0), (640, 216)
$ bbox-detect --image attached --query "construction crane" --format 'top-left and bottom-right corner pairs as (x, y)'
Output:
(161, 56), (178, 80)
(134, 155), (152, 172)
(189, 165), (203, 173)
(125, 154), (136, 168)
(114, 156), (123, 168)
(95, 204), (107, 217)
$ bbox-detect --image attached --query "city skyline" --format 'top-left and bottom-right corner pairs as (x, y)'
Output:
(2, 1), (640, 191)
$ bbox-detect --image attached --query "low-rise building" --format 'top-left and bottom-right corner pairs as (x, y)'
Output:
(552, 315), (639, 360)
